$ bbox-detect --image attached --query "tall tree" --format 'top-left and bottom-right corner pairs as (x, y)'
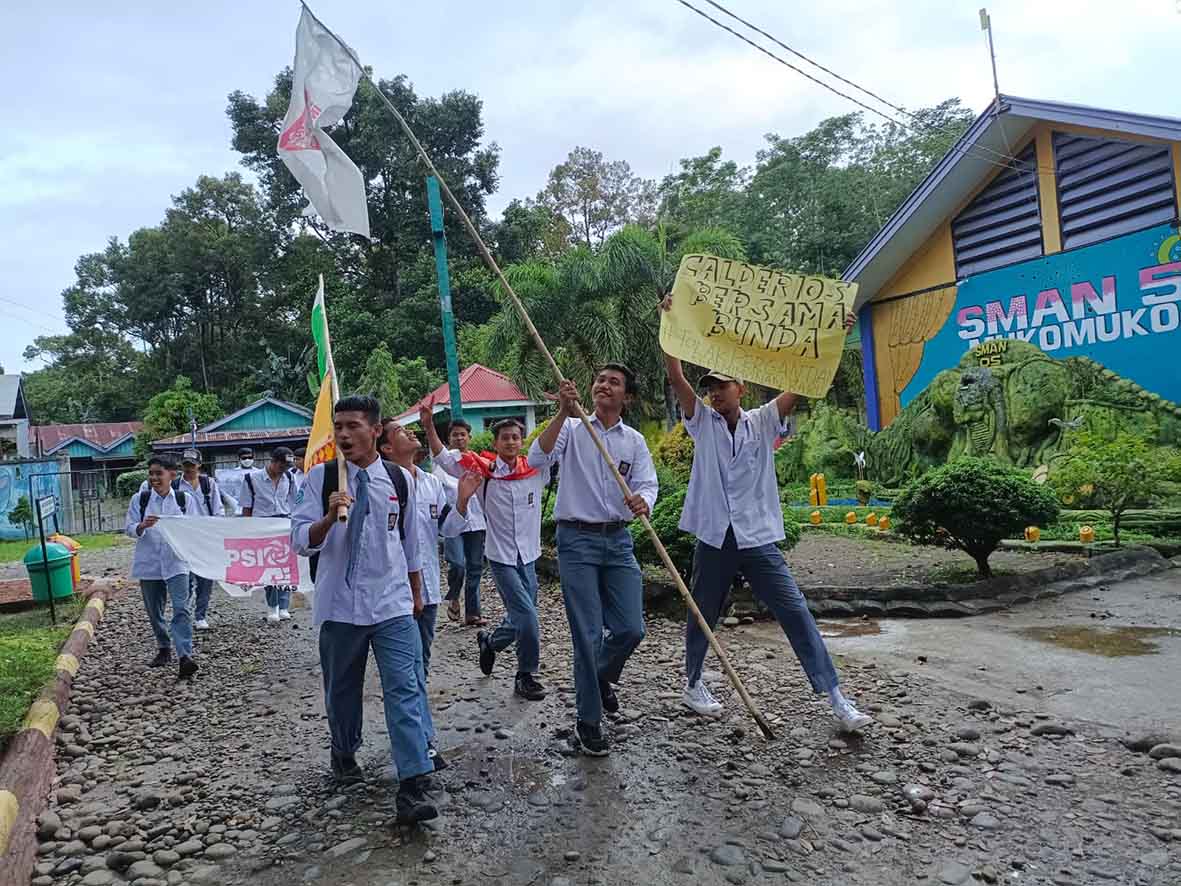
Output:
(537, 147), (657, 249)
(656, 146), (749, 234)
(136, 376), (222, 457)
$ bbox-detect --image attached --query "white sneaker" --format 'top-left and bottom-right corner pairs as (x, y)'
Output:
(194, 619), (210, 631)
(266, 607), (281, 623)
(278, 609), (292, 621)
(833, 699), (874, 733)
(682, 681), (724, 718)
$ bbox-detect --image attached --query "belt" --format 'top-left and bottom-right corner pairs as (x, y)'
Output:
(558, 519), (627, 534)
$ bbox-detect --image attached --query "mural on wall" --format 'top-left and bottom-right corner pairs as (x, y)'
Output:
(0, 459), (65, 540)
(901, 223), (1181, 408)
(779, 339), (1181, 487)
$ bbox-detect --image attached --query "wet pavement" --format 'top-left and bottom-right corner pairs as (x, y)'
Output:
(26, 551), (1181, 886)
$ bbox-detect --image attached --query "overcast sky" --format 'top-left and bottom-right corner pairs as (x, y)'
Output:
(2, 0), (1177, 374)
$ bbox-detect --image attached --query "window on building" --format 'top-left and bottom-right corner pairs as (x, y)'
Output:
(952, 143), (1044, 279)
(1054, 132), (1177, 250)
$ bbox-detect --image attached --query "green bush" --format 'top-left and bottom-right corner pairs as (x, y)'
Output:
(115, 470), (148, 499)
(653, 422), (694, 483)
(468, 430), (494, 453)
(893, 457), (1059, 578)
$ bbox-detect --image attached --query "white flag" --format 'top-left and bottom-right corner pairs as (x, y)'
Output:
(277, 8), (371, 238)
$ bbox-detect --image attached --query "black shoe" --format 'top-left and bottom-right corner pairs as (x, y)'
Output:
(149, 649), (172, 668)
(331, 752), (365, 784)
(428, 745), (448, 772)
(177, 656), (198, 679)
(477, 631), (495, 676)
(576, 720), (610, 757)
(514, 672), (546, 701)
(599, 679), (619, 715)
(416, 772), (443, 796)
(396, 777), (439, 825)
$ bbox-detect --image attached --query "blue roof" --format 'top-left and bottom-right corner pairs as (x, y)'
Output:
(844, 95), (1181, 307)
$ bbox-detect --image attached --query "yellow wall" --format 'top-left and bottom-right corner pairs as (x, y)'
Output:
(871, 224), (958, 425)
(870, 121), (1181, 427)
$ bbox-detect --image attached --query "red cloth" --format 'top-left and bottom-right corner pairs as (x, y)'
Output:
(458, 450), (539, 481)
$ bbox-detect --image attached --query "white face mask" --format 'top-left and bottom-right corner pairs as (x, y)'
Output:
(240, 458), (254, 468)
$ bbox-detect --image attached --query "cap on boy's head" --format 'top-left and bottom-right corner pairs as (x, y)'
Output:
(698, 369), (743, 389)
(181, 449), (201, 465)
(238, 447), (254, 458)
(271, 446), (295, 465)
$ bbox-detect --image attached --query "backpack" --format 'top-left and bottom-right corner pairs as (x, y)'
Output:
(309, 459), (408, 581)
(244, 471), (294, 515)
(138, 488), (187, 520)
(172, 475), (212, 514)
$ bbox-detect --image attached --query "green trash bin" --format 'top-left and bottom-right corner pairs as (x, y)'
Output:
(24, 542), (75, 602)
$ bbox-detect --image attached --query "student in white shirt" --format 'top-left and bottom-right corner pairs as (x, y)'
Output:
(290, 395), (475, 826)
(435, 418), (487, 626)
(529, 365), (658, 757)
(661, 296), (873, 733)
(124, 454), (198, 679)
(424, 407), (549, 702)
(175, 448), (223, 631)
(243, 446), (299, 622)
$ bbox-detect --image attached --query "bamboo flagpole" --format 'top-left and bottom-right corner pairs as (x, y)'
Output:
(300, 4), (775, 739)
(308, 274), (349, 522)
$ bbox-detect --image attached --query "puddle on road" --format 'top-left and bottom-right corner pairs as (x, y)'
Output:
(1019, 625), (1181, 657)
(818, 619), (882, 639)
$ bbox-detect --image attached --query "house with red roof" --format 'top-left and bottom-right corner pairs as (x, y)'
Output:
(390, 364), (548, 434)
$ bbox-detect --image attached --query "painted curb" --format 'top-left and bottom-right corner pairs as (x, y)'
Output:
(0, 590), (107, 886)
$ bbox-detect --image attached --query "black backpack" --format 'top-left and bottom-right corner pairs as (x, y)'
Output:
(244, 471), (295, 515)
(309, 459), (408, 581)
(138, 488), (187, 520)
(172, 475), (213, 514)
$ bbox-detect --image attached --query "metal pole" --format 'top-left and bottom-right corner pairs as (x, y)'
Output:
(32, 476), (56, 625)
(426, 175), (464, 422)
(980, 8), (1001, 103)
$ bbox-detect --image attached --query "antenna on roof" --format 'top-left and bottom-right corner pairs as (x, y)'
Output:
(979, 8), (1001, 105)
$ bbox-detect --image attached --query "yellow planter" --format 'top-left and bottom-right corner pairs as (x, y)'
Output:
(1024, 526), (1041, 543)
(866, 513), (879, 527)
(845, 512), (857, 525)
(1079, 525), (1096, 544)
(809, 510), (822, 525)
(878, 516), (890, 530)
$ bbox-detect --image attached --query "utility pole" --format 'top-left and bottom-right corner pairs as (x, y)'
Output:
(979, 8), (1001, 104)
(425, 175), (464, 421)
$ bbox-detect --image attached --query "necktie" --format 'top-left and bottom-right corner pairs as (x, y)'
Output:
(344, 468), (371, 587)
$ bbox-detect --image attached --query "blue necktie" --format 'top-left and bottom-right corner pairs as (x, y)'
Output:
(344, 468), (370, 588)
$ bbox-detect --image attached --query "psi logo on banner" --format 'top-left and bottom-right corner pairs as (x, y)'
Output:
(224, 535), (300, 585)
(661, 254), (858, 398)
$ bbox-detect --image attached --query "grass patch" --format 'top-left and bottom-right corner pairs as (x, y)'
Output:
(0, 532), (124, 564)
(0, 599), (82, 745)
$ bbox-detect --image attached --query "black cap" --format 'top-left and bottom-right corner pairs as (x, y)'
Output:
(238, 447), (254, 457)
(180, 448), (202, 465)
(271, 446), (295, 464)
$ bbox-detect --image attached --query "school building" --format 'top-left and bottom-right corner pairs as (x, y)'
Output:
(847, 95), (1181, 429)
(151, 396), (313, 466)
(390, 363), (548, 434)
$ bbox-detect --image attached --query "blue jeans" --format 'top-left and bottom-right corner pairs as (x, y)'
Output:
(417, 604), (438, 677)
(687, 528), (838, 694)
(265, 585), (293, 609)
(444, 530), (484, 618)
(141, 575), (193, 658)
(556, 524), (646, 725)
(487, 557), (540, 674)
(318, 616), (434, 780)
(190, 575), (214, 621)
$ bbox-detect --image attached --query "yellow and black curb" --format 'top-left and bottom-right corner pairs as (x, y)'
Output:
(0, 590), (107, 886)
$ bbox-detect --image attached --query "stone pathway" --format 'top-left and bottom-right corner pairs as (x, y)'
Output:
(26, 546), (1181, 886)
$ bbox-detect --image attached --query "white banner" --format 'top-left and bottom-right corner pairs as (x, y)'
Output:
(153, 517), (313, 599)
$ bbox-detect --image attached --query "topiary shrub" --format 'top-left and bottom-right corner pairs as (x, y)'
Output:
(115, 470), (149, 499)
(892, 457), (1059, 578)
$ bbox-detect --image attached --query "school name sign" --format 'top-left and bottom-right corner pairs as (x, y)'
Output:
(900, 223), (1181, 408)
(661, 254), (858, 398)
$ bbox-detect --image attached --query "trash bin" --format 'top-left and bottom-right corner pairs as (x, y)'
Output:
(49, 533), (82, 589)
(24, 543), (75, 602)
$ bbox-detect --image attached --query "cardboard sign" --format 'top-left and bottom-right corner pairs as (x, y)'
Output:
(661, 254), (858, 397)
